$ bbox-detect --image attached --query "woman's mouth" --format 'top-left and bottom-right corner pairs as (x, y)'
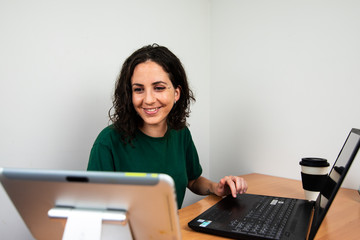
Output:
(143, 107), (160, 115)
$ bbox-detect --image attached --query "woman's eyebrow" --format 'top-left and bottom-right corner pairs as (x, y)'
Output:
(152, 81), (169, 85)
(132, 81), (169, 87)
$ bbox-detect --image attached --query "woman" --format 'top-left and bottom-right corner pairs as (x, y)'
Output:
(87, 44), (247, 208)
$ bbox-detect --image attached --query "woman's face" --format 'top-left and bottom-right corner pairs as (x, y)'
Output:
(131, 61), (180, 131)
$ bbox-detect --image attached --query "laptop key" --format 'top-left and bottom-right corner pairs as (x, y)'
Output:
(231, 198), (296, 240)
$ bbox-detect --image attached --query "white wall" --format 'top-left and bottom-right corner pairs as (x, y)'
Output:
(0, 1), (210, 239)
(210, 0), (360, 189)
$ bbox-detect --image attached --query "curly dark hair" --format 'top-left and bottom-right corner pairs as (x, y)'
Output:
(109, 44), (196, 144)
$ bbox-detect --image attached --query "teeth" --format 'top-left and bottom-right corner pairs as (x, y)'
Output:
(145, 108), (158, 112)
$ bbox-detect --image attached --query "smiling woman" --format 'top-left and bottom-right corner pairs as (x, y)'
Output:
(87, 44), (248, 208)
(109, 44), (194, 144)
(131, 61), (180, 137)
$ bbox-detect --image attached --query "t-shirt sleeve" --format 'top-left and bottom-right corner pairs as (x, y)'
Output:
(87, 143), (115, 171)
(185, 128), (203, 181)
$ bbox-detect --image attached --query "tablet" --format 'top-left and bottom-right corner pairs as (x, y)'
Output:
(0, 168), (181, 240)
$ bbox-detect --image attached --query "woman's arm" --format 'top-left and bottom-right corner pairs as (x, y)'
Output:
(187, 175), (248, 198)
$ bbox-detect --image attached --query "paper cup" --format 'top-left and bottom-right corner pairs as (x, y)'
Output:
(300, 158), (330, 201)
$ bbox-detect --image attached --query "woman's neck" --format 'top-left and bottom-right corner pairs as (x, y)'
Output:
(139, 123), (168, 138)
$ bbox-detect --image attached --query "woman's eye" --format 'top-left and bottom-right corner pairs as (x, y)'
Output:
(133, 88), (144, 93)
(154, 86), (166, 91)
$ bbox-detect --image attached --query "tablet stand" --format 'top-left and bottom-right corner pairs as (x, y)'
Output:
(48, 207), (133, 240)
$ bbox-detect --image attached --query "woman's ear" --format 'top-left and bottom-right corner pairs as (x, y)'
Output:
(175, 87), (181, 102)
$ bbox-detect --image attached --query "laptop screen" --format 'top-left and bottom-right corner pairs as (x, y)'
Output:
(309, 128), (360, 239)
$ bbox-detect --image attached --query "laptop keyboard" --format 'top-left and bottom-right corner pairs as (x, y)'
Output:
(230, 197), (296, 239)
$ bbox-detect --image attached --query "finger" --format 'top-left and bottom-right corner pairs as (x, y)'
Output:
(235, 177), (242, 193)
(215, 178), (227, 196)
(238, 178), (248, 194)
(225, 177), (237, 198)
(243, 179), (248, 193)
(233, 177), (247, 194)
(219, 177), (226, 186)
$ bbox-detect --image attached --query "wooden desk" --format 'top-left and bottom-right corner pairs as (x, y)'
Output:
(178, 173), (360, 240)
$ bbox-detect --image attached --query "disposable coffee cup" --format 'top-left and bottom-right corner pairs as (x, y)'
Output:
(299, 158), (330, 201)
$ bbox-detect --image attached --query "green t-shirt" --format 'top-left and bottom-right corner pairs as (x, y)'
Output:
(87, 125), (202, 208)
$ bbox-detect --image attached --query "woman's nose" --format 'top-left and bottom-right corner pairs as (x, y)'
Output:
(144, 90), (156, 104)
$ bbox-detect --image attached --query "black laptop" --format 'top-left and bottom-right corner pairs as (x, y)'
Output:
(189, 128), (360, 240)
